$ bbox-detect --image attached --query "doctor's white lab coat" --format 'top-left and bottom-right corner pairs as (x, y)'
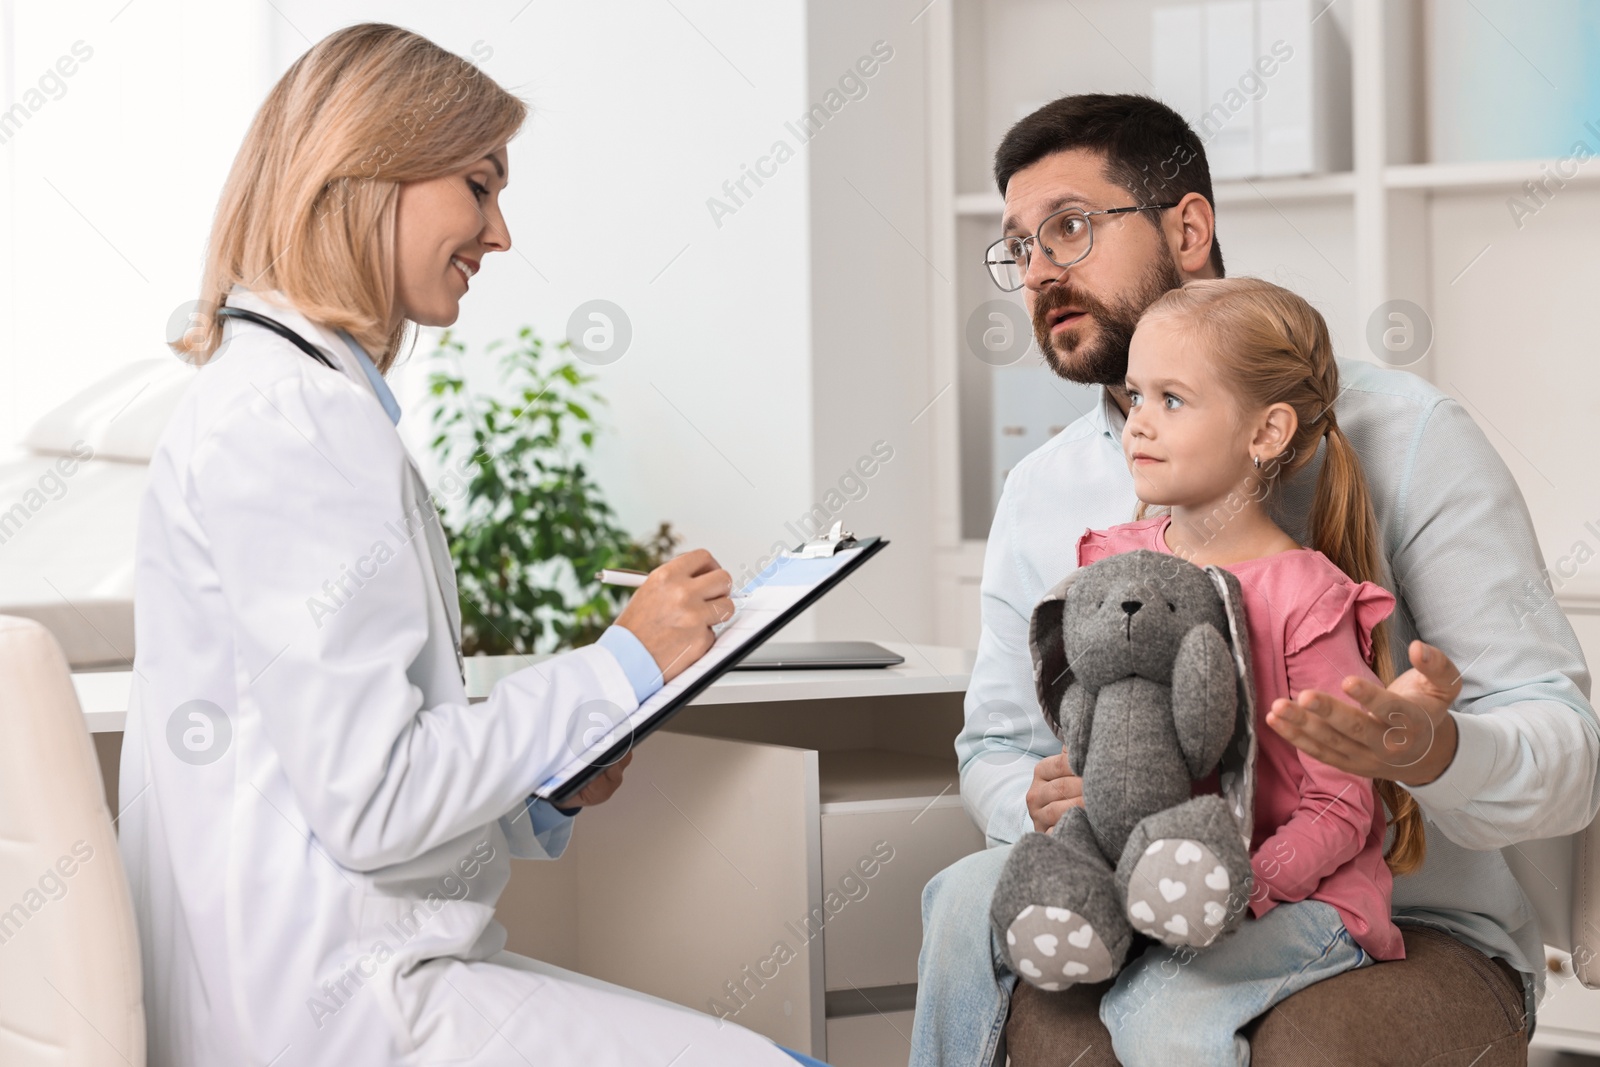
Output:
(118, 289), (790, 1067)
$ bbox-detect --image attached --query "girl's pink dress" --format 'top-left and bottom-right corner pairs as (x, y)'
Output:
(1078, 514), (1407, 962)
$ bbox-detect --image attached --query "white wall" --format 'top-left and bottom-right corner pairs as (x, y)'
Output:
(803, 2), (939, 644)
(3, 1), (944, 646)
(1429, 185), (1600, 606)
(271, 1), (820, 613)
(1, 0), (275, 447)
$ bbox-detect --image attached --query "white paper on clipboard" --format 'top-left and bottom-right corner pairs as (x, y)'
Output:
(532, 543), (876, 800)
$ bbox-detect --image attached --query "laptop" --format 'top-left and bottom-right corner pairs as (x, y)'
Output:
(729, 640), (905, 670)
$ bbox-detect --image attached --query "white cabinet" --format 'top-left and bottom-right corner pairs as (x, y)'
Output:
(818, 751), (985, 991)
(486, 648), (983, 1062)
(1531, 964), (1600, 1056)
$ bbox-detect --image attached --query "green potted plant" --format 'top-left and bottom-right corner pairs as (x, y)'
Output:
(426, 327), (678, 656)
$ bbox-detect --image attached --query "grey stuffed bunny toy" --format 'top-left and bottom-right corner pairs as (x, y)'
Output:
(991, 549), (1260, 991)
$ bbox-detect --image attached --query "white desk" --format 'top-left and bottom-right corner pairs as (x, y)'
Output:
(77, 643), (983, 1064)
(72, 643), (975, 730)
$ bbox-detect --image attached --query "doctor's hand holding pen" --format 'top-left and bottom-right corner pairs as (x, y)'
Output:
(609, 549), (736, 684)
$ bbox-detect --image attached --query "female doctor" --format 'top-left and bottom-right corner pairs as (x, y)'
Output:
(120, 23), (822, 1067)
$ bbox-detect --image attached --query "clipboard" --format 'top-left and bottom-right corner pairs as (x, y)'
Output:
(536, 532), (889, 805)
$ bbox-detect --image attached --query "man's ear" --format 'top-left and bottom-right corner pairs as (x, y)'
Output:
(1167, 191), (1216, 279)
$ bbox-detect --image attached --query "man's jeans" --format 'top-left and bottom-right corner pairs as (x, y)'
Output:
(913, 847), (1015, 1067)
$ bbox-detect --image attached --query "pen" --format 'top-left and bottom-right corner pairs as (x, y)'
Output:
(599, 567), (751, 603)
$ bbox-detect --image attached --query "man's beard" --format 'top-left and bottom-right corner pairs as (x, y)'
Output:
(1031, 253), (1184, 386)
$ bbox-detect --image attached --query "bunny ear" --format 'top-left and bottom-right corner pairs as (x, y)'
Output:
(1030, 570), (1079, 737)
(1205, 565), (1259, 852)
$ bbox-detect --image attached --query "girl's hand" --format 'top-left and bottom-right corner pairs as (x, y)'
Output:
(1265, 640), (1462, 786)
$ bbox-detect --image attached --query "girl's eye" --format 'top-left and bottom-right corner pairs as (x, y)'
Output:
(1163, 393), (1183, 410)
(468, 179), (489, 200)
(1127, 391), (1141, 406)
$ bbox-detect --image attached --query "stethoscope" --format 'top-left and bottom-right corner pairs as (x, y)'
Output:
(214, 305), (339, 370)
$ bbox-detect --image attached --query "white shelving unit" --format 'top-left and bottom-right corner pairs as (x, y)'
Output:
(1386, 158), (1600, 192)
(953, 170), (1361, 217)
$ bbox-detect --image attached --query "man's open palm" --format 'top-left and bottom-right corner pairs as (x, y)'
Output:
(1266, 639), (1463, 786)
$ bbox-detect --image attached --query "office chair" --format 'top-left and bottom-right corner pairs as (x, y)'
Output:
(0, 615), (145, 1066)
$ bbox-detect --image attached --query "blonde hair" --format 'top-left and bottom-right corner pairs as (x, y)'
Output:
(175, 23), (526, 371)
(1135, 277), (1427, 878)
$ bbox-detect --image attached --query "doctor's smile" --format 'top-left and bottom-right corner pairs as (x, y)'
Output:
(449, 253), (478, 287)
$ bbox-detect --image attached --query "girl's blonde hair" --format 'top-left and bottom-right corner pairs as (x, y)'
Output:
(1136, 277), (1426, 878)
(175, 23), (527, 371)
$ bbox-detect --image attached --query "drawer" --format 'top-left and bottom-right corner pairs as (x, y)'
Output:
(817, 750), (985, 991)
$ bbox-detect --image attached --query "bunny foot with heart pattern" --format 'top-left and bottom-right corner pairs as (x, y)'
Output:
(1116, 793), (1253, 949)
(992, 804), (1132, 991)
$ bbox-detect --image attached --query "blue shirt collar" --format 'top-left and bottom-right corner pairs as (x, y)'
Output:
(1088, 384), (1125, 441)
(338, 330), (401, 426)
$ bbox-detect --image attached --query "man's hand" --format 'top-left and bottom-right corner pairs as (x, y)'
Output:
(1265, 639), (1462, 786)
(613, 549), (736, 683)
(1026, 747), (1084, 832)
(565, 751), (633, 809)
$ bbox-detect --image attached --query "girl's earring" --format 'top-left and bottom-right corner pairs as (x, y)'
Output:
(1252, 454), (1262, 470)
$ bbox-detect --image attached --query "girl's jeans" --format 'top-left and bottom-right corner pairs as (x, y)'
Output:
(1098, 898), (1370, 1067)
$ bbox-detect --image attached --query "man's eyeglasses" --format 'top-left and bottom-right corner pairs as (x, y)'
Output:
(984, 203), (1179, 292)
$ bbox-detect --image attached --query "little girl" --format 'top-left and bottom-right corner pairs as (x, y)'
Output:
(1083, 277), (1425, 1066)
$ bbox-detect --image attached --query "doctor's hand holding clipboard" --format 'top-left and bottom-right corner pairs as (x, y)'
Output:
(561, 549), (737, 809)
(119, 22), (828, 1067)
